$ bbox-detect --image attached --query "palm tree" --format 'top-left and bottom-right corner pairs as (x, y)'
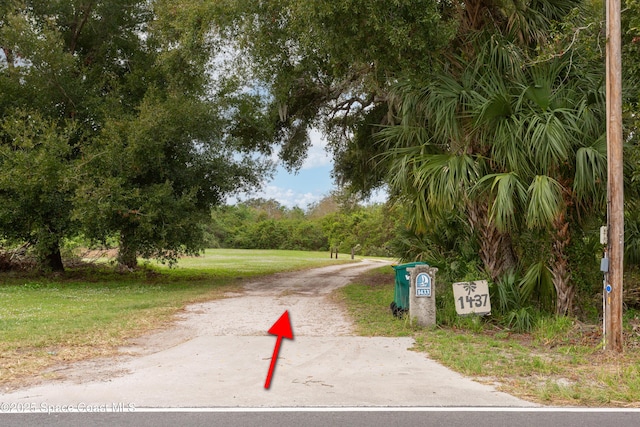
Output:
(476, 50), (606, 315)
(383, 33), (606, 314)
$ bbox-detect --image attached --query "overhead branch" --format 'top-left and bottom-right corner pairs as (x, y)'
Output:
(69, 2), (95, 55)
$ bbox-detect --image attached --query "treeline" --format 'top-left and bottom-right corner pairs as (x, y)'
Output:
(205, 197), (401, 257)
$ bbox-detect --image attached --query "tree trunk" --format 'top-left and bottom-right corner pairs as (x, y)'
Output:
(43, 244), (65, 273)
(2, 47), (14, 70)
(468, 200), (517, 281)
(117, 230), (138, 269)
(550, 212), (574, 315)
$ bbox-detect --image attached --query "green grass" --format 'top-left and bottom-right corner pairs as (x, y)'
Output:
(336, 281), (418, 337)
(168, 249), (356, 274)
(0, 249), (355, 388)
(338, 266), (640, 407)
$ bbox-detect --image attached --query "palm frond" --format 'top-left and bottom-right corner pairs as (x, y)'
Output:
(476, 172), (527, 231)
(488, 115), (534, 176)
(493, 270), (520, 314)
(415, 153), (481, 207)
(424, 76), (467, 148)
(524, 111), (574, 173)
(573, 134), (607, 206)
(519, 259), (555, 310)
(526, 175), (564, 229)
(385, 150), (483, 232)
(377, 124), (436, 152)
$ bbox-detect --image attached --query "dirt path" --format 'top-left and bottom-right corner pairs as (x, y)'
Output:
(0, 260), (535, 408)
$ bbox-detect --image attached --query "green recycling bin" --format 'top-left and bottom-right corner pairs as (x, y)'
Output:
(391, 262), (428, 316)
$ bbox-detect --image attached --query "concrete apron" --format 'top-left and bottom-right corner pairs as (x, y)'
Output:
(1, 335), (533, 408)
(1, 304), (533, 408)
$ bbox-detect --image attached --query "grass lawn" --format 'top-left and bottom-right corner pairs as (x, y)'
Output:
(337, 266), (640, 408)
(0, 249), (355, 389)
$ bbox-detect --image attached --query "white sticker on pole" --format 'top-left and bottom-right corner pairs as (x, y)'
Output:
(452, 280), (491, 316)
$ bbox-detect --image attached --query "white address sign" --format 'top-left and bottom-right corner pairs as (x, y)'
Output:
(452, 280), (491, 316)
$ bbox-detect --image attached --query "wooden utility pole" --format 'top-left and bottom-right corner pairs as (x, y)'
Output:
(605, 0), (624, 352)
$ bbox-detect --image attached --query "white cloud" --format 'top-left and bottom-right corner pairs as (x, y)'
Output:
(255, 185), (324, 209)
(229, 184), (325, 209)
(302, 128), (331, 170)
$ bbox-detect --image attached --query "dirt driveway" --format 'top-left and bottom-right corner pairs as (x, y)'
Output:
(1, 260), (534, 408)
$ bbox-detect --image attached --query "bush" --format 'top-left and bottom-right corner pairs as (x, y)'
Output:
(505, 307), (538, 333)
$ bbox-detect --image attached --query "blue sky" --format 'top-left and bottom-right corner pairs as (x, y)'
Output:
(232, 129), (387, 210)
(235, 129), (334, 209)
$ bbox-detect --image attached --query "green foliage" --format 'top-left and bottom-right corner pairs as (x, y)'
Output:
(491, 271), (525, 315)
(0, 111), (77, 270)
(623, 0), (640, 107)
(390, 209), (478, 263)
(519, 261), (556, 311)
(236, 219), (327, 251)
(76, 88), (267, 267)
(321, 203), (400, 256)
(207, 197), (400, 256)
(533, 315), (575, 343)
(210, 0), (453, 177)
(505, 307), (538, 333)
(567, 225), (605, 317)
(209, 200), (329, 251)
(627, 207), (640, 267)
(381, 5), (607, 315)
(434, 287), (457, 327)
(0, 1), (276, 270)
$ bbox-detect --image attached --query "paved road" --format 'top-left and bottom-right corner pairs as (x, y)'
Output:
(0, 260), (533, 408)
(2, 409), (640, 427)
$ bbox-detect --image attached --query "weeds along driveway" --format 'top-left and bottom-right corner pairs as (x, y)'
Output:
(0, 260), (535, 408)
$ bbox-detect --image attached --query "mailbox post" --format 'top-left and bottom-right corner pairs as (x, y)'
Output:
(408, 265), (438, 327)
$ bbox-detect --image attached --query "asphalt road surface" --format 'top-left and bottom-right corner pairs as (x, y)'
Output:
(2, 409), (640, 427)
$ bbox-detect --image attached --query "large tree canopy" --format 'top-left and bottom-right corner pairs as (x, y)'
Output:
(209, 0), (454, 189)
(0, 0), (273, 270)
(209, 0), (599, 197)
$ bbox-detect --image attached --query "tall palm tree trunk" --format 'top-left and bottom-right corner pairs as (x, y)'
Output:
(550, 211), (574, 315)
(468, 200), (517, 280)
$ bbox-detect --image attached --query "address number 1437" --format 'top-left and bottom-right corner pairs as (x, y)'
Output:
(452, 280), (491, 316)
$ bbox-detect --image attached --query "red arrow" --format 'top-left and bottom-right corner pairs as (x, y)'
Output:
(264, 310), (294, 389)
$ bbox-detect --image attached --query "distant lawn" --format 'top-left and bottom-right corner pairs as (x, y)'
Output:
(0, 249), (355, 389)
(171, 249), (356, 274)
